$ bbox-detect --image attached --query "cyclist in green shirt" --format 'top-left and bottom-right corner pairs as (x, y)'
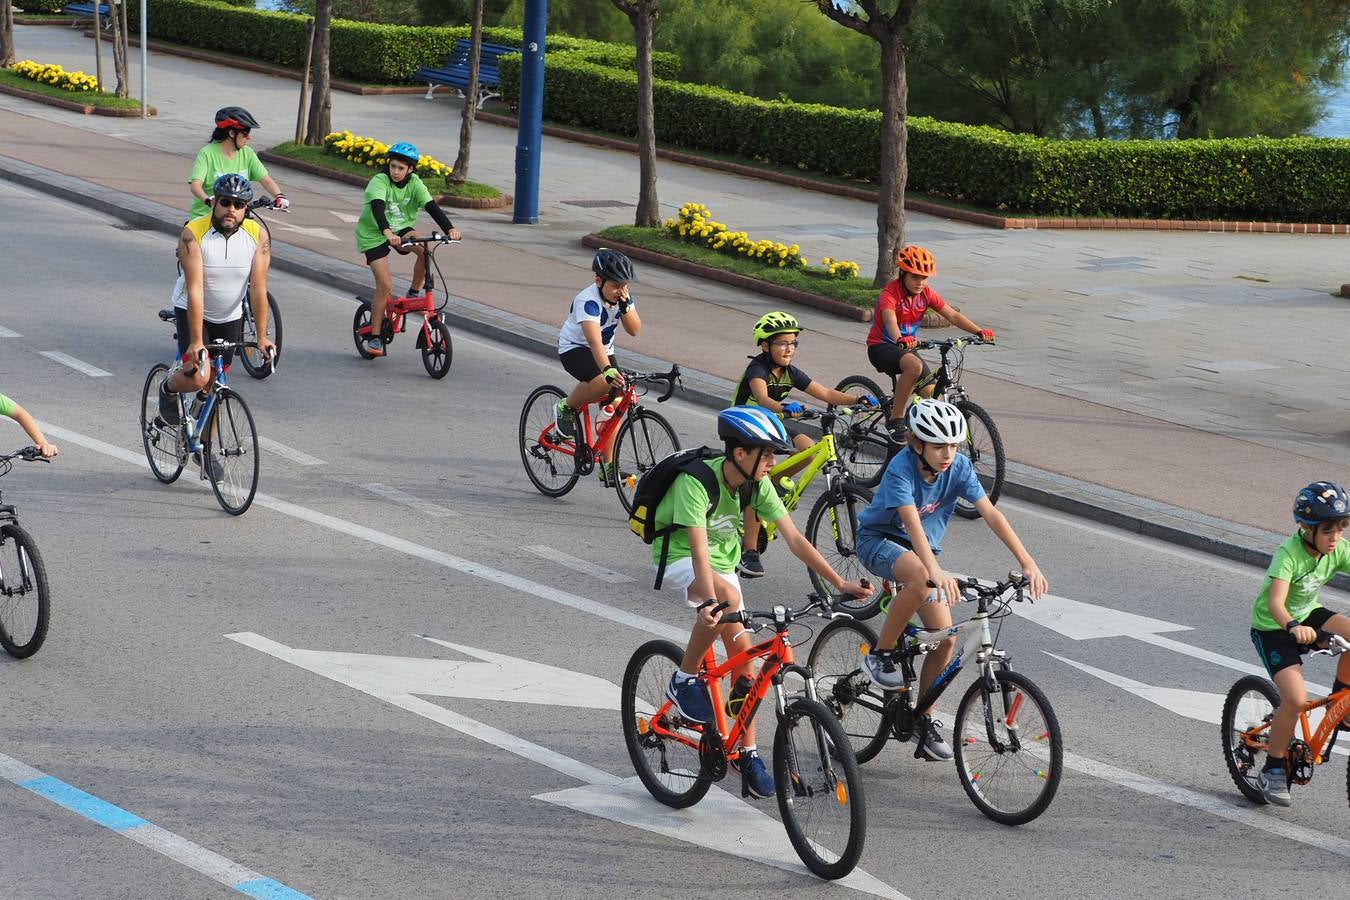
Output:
(187, 107), (288, 219)
(0, 393), (58, 458)
(1249, 481), (1350, 806)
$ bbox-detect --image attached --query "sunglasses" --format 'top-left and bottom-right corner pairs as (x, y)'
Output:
(215, 197), (249, 210)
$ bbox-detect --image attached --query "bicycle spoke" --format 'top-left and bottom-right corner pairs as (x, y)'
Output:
(954, 671), (1062, 825)
(775, 699), (865, 879)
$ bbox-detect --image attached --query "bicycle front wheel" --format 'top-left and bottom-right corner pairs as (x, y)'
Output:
(621, 639), (711, 808)
(0, 523), (50, 659)
(518, 385), (580, 498)
(421, 317), (453, 379)
(804, 482), (879, 618)
(140, 363), (185, 484)
(352, 302), (375, 360)
(612, 408), (679, 514)
(833, 375), (896, 487)
(774, 697), (866, 880)
(240, 291), (281, 379)
(205, 388), (259, 515)
(806, 618), (891, 763)
(954, 400), (1005, 520)
(953, 669), (1062, 825)
(1221, 675), (1280, 805)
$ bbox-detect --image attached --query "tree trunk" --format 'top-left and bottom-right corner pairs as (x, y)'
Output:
(451, 0), (485, 185)
(874, 32), (908, 288)
(110, 0), (129, 98)
(629, 0), (659, 228)
(304, 0), (333, 145)
(1, 0), (15, 69)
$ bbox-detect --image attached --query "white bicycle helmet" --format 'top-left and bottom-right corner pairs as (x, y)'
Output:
(906, 398), (967, 444)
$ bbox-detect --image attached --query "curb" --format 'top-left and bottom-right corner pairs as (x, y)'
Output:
(1342, 283), (1350, 298)
(3, 151), (1339, 587)
(0, 81), (155, 117)
(255, 150), (512, 210)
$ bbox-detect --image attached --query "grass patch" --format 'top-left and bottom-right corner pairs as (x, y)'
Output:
(0, 68), (145, 110)
(598, 226), (879, 309)
(266, 141), (502, 199)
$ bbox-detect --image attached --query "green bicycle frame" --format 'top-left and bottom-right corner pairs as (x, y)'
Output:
(760, 431), (842, 544)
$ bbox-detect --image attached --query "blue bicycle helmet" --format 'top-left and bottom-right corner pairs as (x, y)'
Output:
(717, 406), (792, 452)
(1294, 481), (1349, 526)
(386, 141), (420, 165)
(212, 173), (253, 203)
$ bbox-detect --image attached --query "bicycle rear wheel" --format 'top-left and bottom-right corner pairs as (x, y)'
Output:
(612, 408), (679, 513)
(953, 669), (1062, 825)
(1221, 675), (1280, 805)
(804, 482), (879, 618)
(518, 385), (580, 498)
(140, 363), (186, 484)
(421, 316), (453, 379)
(205, 388), (259, 516)
(806, 618), (891, 763)
(833, 375), (896, 488)
(954, 400), (1005, 520)
(621, 639), (711, 808)
(774, 697), (866, 880)
(240, 291), (281, 379)
(0, 523), (50, 659)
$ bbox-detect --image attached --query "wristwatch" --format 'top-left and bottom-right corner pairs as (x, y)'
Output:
(1285, 619), (1299, 632)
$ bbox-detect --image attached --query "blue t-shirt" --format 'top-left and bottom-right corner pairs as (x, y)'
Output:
(856, 448), (985, 554)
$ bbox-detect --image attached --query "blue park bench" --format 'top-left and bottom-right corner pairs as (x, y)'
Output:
(413, 38), (517, 106)
(62, 2), (113, 28)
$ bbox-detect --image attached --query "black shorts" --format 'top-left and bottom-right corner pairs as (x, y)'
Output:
(363, 227), (416, 264)
(560, 347), (616, 384)
(868, 342), (930, 382)
(1250, 606), (1338, 676)
(783, 418), (810, 442)
(175, 308), (243, 369)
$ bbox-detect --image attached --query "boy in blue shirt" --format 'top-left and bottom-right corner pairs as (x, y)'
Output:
(854, 398), (1047, 760)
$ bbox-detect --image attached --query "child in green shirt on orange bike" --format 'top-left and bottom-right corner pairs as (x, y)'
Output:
(1249, 481), (1350, 806)
(732, 311), (877, 577)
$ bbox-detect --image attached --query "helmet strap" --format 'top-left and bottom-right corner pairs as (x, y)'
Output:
(1299, 523), (1327, 558)
(914, 441), (940, 478)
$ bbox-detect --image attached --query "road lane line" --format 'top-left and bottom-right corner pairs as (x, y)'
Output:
(361, 482), (458, 517)
(38, 350), (112, 377)
(0, 325), (20, 338)
(0, 750), (312, 898)
(257, 436), (326, 466)
(525, 544), (635, 583)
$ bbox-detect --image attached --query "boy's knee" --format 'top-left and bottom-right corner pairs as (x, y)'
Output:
(901, 354), (922, 375)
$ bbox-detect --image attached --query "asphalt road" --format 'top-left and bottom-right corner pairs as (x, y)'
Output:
(1, 182), (1347, 899)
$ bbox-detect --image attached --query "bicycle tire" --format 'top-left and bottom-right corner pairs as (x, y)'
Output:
(774, 697), (867, 880)
(804, 482), (879, 618)
(806, 618), (891, 763)
(833, 375), (896, 488)
(953, 400), (1005, 520)
(1221, 675), (1280, 805)
(140, 363), (185, 484)
(205, 388), (259, 516)
(240, 291), (281, 379)
(953, 669), (1062, 825)
(0, 523), (51, 659)
(621, 639), (712, 808)
(352, 303), (375, 360)
(518, 385), (580, 498)
(612, 409), (680, 514)
(420, 317), (454, 379)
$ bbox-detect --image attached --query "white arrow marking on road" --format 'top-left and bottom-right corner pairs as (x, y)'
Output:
(0, 325), (20, 338)
(266, 220), (341, 241)
(329, 210), (361, 224)
(228, 632), (903, 898)
(525, 545), (635, 584)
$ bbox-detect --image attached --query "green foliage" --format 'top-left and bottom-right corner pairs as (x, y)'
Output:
(16, 0), (70, 13)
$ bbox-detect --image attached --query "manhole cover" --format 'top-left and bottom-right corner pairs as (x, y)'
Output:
(561, 199), (633, 208)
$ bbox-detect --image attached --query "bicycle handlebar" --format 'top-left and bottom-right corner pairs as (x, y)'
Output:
(0, 447), (49, 464)
(714, 584), (869, 631)
(914, 337), (995, 351)
(617, 365), (681, 403)
(925, 574), (1031, 604)
(1310, 632), (1350, 656)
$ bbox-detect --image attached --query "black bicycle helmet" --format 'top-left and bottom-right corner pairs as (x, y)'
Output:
(1293, 481), (1349, 526)
(212, 173), (253, 204)
(214, 106), (259, 132)
(592, 248), (636, 284)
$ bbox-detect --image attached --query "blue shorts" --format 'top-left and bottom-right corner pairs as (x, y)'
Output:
(856, 530), (914, 582)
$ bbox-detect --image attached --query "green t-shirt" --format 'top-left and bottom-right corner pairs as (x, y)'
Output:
(651, 457), (789, 573)
(0, 392), (14, 418)
(188, 143), (268, 218)
(355, 172), (433, 252)
(1251, 533), (1350, 630)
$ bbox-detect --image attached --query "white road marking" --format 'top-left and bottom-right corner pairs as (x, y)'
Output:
(38, 351), (111, 377)
(525, 544), (635, 583)
(0, 325), (20, 338)
(328, 210), (360, 224)
(266, 220), (340, 242)
(257, 436), (326, 466)
(360, 482), (458, 517)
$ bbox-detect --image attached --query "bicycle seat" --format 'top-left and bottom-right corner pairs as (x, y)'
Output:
(158, 308), (175, 322)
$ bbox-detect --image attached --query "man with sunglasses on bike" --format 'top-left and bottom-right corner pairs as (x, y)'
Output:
(158, 174), (275, 479)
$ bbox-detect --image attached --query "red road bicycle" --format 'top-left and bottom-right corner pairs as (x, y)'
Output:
(352, 235), (458, 379)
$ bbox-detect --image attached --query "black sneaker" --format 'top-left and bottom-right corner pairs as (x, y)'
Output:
(737, 550), (765, 578)
(193, 451), (224, 483)
(916, 718), (954, 761)
(158, 380), (181, 425)
(887, 422), (908, 444)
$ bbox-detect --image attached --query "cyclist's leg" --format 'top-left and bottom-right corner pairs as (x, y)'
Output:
(367, 251), (394, 337)
(1267, 664), (1307, 764)
(1320, 611), (1350, 724)
(870, 547), (929, 652)
(892, 351), (928, 422)
(405, 233), (428, 294)
(165, 309), (216, 396)
(913, 589), (955, 713)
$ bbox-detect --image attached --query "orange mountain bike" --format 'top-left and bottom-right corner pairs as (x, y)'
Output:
(1221, 632), (1350, 806)
(621, 593), (866, 880)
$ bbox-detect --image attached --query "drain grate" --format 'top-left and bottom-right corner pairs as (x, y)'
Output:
(561, 199), (633, 208)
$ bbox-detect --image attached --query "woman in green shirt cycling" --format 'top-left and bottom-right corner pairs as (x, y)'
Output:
(187, 107), (288, 219)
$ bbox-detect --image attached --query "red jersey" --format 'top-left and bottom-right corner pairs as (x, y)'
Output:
(865, 281), (946, 346)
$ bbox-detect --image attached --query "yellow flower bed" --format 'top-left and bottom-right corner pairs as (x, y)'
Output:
(664, 202), (859, 280)
(9, 60), (100, 93)
(322, 131), (452, 181)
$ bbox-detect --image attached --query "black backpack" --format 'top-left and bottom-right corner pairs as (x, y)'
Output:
(628, 447), (750, 589)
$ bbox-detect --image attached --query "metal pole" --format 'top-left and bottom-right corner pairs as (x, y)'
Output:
(296, 19), (314, 145)
(512, 0), (547, 224)
(138, 0), (147, 117)
(92, 2), (104, 94)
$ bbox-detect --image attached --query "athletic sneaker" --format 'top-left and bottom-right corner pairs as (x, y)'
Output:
(158, 380), (181, 424)
(731, 748), (775, 799)
(366, 337), (386, 357)
(554, 400), (576, 438)
(1258, 765), (1292, 806)
(596, 460), (617, 488)
(916, 718), (954, 761)
(737, 550), (765, 578)
(861, 648), (904, 690)
(192, 451), (224, 483)
(666, 672), (712, 724)
(887, 422), (908, 444)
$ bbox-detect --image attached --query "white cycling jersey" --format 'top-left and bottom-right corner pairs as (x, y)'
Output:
(171, 215), (261, 323)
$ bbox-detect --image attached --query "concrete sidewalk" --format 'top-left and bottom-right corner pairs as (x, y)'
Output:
(3, 23), (1349, 565)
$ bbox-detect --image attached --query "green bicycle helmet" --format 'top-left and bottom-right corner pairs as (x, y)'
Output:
(753, 311), (801, 344)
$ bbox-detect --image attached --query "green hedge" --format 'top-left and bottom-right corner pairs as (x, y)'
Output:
(17, 0), (67, 13)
